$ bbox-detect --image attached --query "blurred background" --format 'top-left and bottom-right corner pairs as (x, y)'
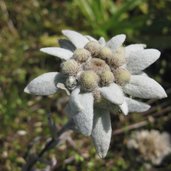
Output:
(0, 0), (171, 170)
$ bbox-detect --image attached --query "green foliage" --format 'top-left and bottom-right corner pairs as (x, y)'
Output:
(72, 0), (171, 48)
(72, 0), (148, 38)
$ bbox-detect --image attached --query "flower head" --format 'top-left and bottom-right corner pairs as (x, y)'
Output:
(24, 30), (167, 158)
(127, 130), (171, 165)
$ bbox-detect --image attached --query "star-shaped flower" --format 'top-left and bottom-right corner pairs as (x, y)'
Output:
(24, 30), (167, 158)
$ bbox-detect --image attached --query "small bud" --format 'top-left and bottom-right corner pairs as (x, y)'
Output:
(100, 70), (115, 86)
(83, 58), (110, 75)
(80, 71), (99, 92)
(99, 47), (113, 61)
(84, 41), (102, 56)
(65, 76), (77, 90)
(109, 46), (126, 68)
(61, 60), (79, 76)
(114, 68), (131, 86)
(73, 48), (91, 62)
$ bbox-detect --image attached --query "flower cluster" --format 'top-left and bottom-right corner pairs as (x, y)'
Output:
(127, 130), (171, 165)
(24, 30), (167, 158)
(60, 39), (131, 92)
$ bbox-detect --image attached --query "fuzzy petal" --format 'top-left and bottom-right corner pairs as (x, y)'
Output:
(40, 47), (73, 60)
(56, 83), (70, 95)
(69, 88), (94, 136)
(125, 44), (146, 59)
(99, 83), (124, 105)
(139, 72), (148, 77)
(126, 49), (161, 74)
(64, 89), (81, 118)
(125, 97), (151, 112)
(58, 39), (76, 51)
(123, 75), (167, 99)
(24, 72), (65, 95)
(99, 37), (106, 46)
(62, 30), (89, 48)
(106, 34), (126, 51)
(119, 100), (128, 115)
(85, 35), (98, 42)
(91, 108), (112, 158)
(69, 88), (83, 113)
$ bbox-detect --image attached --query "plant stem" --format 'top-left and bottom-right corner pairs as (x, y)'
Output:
(22, 120), (74, 171)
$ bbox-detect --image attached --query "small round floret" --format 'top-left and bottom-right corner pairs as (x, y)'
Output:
(61, 59), (79, 76)
(73, 48), (91, 62)
(99, 47), (113, 61)
(113, 68), (131, 86)
(83, 58), (110, 75)
(100, 70), (115, 86)
(65, 76), (77, 90)
(79, 71), (99, 92)
(84, 41), (102, 56)
(109, 46), (126, 68)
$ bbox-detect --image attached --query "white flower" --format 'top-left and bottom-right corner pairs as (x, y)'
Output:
(24, 30), (167, 158)
(127, 130), (171, 165)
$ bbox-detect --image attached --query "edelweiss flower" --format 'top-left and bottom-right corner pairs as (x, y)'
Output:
(24, 30), (167, 158)
(127, 130), (171, 165)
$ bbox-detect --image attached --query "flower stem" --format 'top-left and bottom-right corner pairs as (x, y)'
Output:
(22, 120), (74, 171)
